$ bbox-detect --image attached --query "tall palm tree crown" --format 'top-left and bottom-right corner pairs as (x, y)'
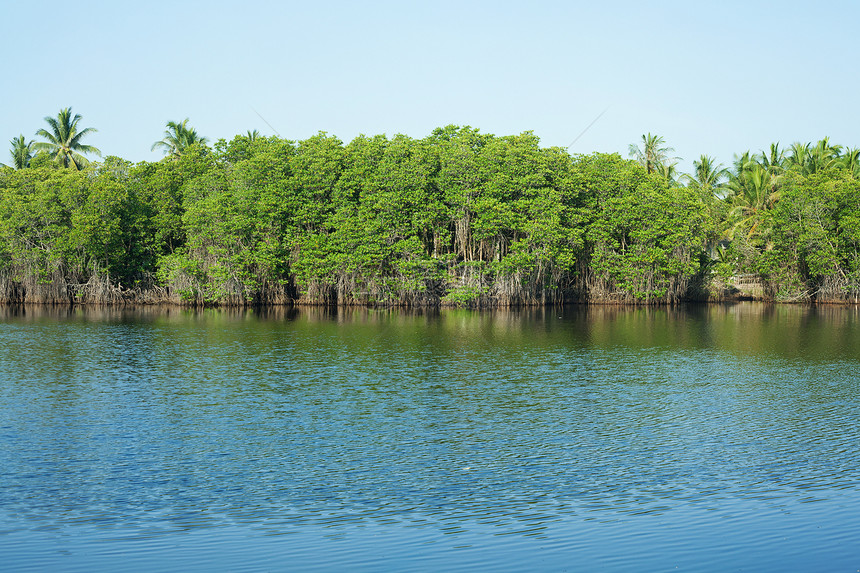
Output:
(727, 163), (781, 241)
(841, 147), (860, 177)
(629, 133), (676, 174)
(33, 107), (101, 169)
(8, 135), (34, 170)
(685, 154), (729, 198)
(758, 143), (786, 176)
(152, 119), (208, 159)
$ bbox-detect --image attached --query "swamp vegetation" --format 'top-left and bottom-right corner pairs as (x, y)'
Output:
(1, 123), (859, 306)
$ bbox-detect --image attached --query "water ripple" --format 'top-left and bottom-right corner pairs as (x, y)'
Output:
(1, 305), (860, 570)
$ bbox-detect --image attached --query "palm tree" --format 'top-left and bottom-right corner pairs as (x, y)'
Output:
(33, 107), (101, 169)
(8, 135), (34, 169)
(684, 155), (730, 255)
(246, 129), (261, 142)
(152, 119), (208, 159)
(841, 147), (860, 177)
(786, 142), (811, 173)
(733, 150), (754, 175)
(628, 133), (675, 174)
(728, 151), (752, 193)
(685, 154), (729, 198)
(657, 160), (680, 185)
(728, 164), (780, 240)
(806, 137), (842, 174)
(757, 142), (785, 176)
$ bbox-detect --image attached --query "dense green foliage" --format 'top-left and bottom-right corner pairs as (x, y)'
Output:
(1, 124), (858, 305)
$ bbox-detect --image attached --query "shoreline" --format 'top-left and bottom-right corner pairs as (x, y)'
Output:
(2, 294), (859, 308)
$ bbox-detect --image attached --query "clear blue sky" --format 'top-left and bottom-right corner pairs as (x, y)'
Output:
(3, 0), (858, 173)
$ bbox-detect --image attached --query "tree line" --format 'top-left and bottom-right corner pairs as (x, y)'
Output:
(1, 109), (858, 306)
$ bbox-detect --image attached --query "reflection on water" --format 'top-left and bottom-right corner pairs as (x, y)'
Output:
(1, 303), (859, 571)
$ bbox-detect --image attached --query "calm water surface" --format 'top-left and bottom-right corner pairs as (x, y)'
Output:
(1, 303), (859, 571)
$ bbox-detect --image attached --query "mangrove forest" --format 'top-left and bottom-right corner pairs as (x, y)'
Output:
(2, 110), (859, 306)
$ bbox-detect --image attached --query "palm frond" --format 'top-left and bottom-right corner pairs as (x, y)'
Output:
(34, 107), (100, 168)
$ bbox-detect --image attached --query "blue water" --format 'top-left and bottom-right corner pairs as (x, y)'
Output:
(1, 304), (859, 571)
